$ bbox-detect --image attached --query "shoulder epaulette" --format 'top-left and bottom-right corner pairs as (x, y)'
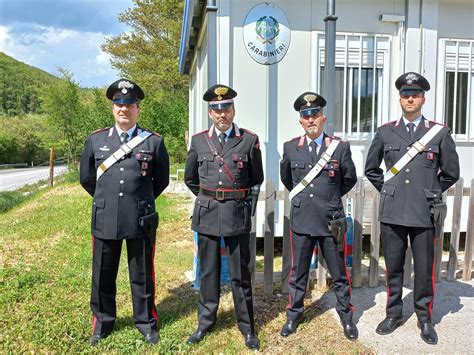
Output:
(379, 120), (398, 128)
(428, 120), (447, 128)
(330, 135), (347, 143)
(192, 129), (210, 137)
(241, 128), (257, 136)
(91, 127), (109, 134)
(285, 136), (301, 143)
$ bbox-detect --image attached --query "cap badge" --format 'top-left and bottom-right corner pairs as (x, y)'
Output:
(303, 94), (317, 106)
(118, 80), (134, 94)
(405, 73), (418, 85)
(214, 86), (229, 101)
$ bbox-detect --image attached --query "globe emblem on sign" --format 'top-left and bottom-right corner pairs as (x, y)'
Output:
(255, 16), (280, 43)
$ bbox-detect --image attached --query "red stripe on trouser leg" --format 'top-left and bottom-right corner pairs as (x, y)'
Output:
(286, 230), (295, 310)
(151, 243), (159, 321)
(343, 232), (354, 313)
(91, 235), (97, 335)
(428, 238), (436, 319)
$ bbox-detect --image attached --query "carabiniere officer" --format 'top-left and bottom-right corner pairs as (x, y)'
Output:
(279, 92), (359, 340)
(184, 84), (264, 350)
(365, 72), (460, 345)
(80, 79), (170, 346)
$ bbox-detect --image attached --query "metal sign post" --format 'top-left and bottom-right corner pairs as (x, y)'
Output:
(324, 0), (338, 136)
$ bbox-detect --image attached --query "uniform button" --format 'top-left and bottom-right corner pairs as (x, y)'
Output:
(219, 169), (222, 173)
(405, 180), (410, 184)
(310, 184), (314, 187)
(218, 181), (223, 185)
(120, 167), (124, 172)
(119, 192), (124, 197)
(295, 163), (298, 167)
(309, 165), (312, 168)
(434, 194), (437, 197)
(407, 147), (410, 150)
(309, 194), (314, 197)
(121, 157), (125, 160)
(120, 180), (124, 184)
(406, 168), (410, 173)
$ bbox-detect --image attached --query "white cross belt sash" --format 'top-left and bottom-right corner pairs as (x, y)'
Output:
(289, 140), (340, 201)
(384, 124), (444, 182)
(96, 131), (152, 180)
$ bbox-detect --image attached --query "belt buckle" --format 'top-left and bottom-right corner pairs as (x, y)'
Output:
(216, 190), (225, 200)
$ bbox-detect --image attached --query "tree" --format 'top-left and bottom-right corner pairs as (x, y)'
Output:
(42, 70), (84, 170)
(102, 0), (189, 163)
(102, 0), (187, 98)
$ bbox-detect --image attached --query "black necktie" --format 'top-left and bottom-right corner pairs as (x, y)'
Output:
(120, 132), (129, 144)
(407, 123), (415, 139)
(219, 132), (226, 150)
(309, 141), (318, 163)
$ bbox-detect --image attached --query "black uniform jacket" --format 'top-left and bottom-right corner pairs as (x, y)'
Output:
(184, 123), (264, 237)
(80, 125), (170, 239)
(365, 117), (459, 227)
(280, 134), (357, 236)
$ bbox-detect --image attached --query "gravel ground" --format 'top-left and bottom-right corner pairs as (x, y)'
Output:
(318, 278), (474, 354)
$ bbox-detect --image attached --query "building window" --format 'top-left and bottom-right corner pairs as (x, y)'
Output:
(441, 40), (473, 140)
(316, 33), (390, 138)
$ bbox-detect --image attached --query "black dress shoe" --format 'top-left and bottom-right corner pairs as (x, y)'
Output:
(89, 334), (108, 346)
(376, 317), (404, 335)
(144, 331), (160, 345)
(341, 320), (359, 340)
(244, 333), (259, 350)
(280, 319), (300, 337)
(187, 330), (207, 344)
(418, 321), (438, 345)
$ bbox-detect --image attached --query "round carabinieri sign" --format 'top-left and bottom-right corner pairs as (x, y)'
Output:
(243, 3), (291, 65)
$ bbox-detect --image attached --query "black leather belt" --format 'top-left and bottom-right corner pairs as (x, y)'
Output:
(199, 187), (248, 200)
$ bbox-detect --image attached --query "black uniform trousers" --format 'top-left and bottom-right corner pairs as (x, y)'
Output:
(381, 223), (435, 323)
(91, 236), (158, 336)
(286, 231), (354, 322)
(197, 233), (254, 335)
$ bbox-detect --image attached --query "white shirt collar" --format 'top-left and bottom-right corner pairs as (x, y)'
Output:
(115, 124), (137, 138)
(215, 125), (233, 140)
(306, 132), (325, 146)
(402, 115), (422, 128)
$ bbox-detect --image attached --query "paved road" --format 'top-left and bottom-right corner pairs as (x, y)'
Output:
(0, 166), (68, 191)
(319, 279), (474, 354)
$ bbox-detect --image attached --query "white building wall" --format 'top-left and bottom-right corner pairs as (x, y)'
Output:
(186, 0), (474, 233)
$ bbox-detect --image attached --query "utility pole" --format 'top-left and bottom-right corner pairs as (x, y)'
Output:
(324, 0), (338, 136)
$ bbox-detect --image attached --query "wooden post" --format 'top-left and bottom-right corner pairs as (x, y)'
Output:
(369, 189), (381, 287)
(281, 189), (291, 294)
(49, 147), (54, 186)
(447, 179), (463, 281)
(250, 203), (258, 293)
(264, 180), (275, 295)
(463, 179), (474, 281)
(403, 241), (413, 286)
(351, 178), (364, 287)
(317, 250), (328, 288)
(434, 191), (448, 282)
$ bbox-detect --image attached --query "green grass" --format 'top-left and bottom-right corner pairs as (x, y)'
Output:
(0, 182), (370, 353)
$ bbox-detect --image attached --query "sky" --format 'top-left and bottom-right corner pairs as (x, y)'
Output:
(0, 0), (134, 88)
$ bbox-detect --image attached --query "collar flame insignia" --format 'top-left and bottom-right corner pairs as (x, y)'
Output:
(118, 80), (134, 94)
(405, 73), (418, 85)
(214, 86), (229, 101)
(304, 94), (317, 106)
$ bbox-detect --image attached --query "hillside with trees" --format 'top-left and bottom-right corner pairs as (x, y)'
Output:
(0, 52), (60, 116)
(0, 0), (188, 168)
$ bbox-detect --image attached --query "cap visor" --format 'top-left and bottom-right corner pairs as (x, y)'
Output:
(300, 107), (321, 117)
(209, 102), (233, 110)
(400, 88), (423, 96)
(113, 98), (138, 104)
